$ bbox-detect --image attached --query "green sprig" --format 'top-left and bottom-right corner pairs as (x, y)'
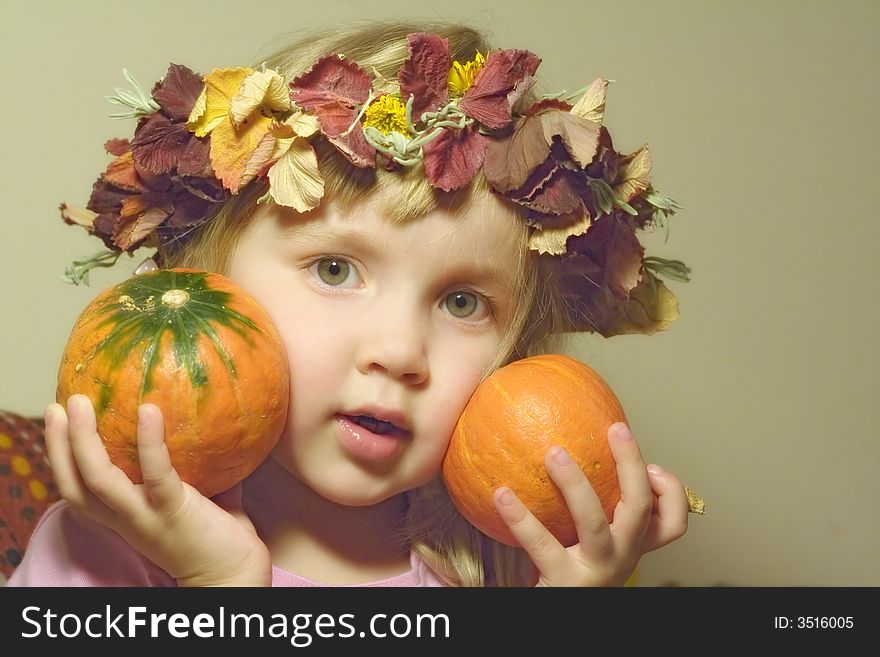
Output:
(105, 69), (161, 120)
(61, 250), (123, 286)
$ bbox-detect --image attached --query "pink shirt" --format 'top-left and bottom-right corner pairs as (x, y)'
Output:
(7, 501), (447, 587)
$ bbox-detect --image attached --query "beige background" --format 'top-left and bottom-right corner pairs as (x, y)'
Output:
(1, 0), (877, 586)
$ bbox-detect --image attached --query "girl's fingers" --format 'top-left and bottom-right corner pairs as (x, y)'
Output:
(44, 401), (118, 526)
(44, 403), (90, 505)
(493, 486), (570, 580)
(135, 403), (184, 511)
(606, 423), (654, 547)
(64, 394), (141, 515)
(641, 465), (689, 553)
(544, 446), (613, 560)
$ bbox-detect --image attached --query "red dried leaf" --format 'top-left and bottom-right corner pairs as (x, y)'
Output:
(151, 63), (204, 122)
(483, 115), (549, 192)
(87, 179), (129, 214)
(458, 49), (541, 129)
(310, 99), (359, 138)
(566, 214), (644, 300)
(92, 213), (124, 250)
(176, 134), (211, 177)
(130, 113), (194, 176)
(327, 130), (376, 169)
(508, 167), (585, 215)
(398, 32), (451, 120)
(289, 53), (372, 108)
(422, 124), (488, 192)
(311, 99), (375, 167)
(524, 98), (573, 117)
(104, 138), (130, 156)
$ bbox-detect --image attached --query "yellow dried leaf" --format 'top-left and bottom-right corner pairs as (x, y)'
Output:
(230, 69), (291, 127)
(210, 111), (273, 192)
(614, 145), (653, 202)
(268, 138), (325, 212)
(187, 67), (253, 137)
(528, 214), (592, 255)
(570, 78), (610, 125)
(285, 111), (320, 138)
(605, 269), (680, 336)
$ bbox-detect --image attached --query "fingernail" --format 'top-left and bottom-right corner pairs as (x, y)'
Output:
(611, 422), (632, 442)
(647, 464), (664, 477)
(66, 397), (80, 419)
(549, 446), (572, 466)
(496, 487), (515, 506)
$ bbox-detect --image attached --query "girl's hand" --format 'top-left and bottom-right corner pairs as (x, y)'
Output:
(494, 422), (689, 587)
(45, 394), (272, 587)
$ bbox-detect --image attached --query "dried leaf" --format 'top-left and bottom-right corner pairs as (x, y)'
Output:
(86, 180), (128, 215)
(307, 99), (375, 167)
(113, 206), (169, 251)
(566, 214), (644, 300)
(398, 32), (451, 120)
(570, 78), (610, 125)
(613, 145), (652, 202)
(187, 86), (207, 125)
(268, 138), (324, 212)
(187, 67), (253, 137)
(151, 63), (204, 122)
(524, 98), (573, 117)
(209, 110), (273, 192)
(104, 138), (130, 156)
(483, 115), (549, 192)
(230, 69), (291, 127)
(285, 111), (320, 138)
(130, 113), (194, 175)
(422, 124), (488, 192)
(60, 203), (98, 228)
(458, 49), (541, 129)
(528, 213), (592, 255)
(240, 131), (277, 186)
(508, 166), (585, 215)
(175, 133), (211, 177)
(102, 152), (146, 193)
(602, 269), (680, 336)
(289, 53), (372, 108)
(537, 111), (601, 169)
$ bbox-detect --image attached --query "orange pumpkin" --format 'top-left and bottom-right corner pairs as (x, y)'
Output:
(442, 354), (626, 548)
(56, 268), (290, 498)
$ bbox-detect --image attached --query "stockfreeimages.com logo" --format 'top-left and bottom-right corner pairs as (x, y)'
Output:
(21, 605), (451, 646)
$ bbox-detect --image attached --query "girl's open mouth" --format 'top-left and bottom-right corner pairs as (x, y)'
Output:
(335, 415), (411, 461)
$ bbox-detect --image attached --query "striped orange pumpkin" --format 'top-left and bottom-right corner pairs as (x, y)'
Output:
(56, 268), (289, 498)
(442, 354), (625, 547)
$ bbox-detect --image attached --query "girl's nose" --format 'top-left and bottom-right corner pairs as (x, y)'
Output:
(355, 312), (429, 385)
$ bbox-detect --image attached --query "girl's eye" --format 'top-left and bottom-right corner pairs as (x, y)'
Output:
(310, 257), (357, 287)
(444, 291), (488, 320)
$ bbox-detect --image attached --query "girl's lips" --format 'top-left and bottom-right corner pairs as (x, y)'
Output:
(334, 415), (408, 461)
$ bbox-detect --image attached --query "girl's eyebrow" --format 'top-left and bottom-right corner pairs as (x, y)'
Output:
(281, 224), (514, 288)
(279, 224), (386, 253)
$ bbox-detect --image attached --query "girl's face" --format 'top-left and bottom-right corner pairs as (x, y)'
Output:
(228, 188), (524, 506)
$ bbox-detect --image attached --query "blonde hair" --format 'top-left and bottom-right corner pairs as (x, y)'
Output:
(168, 20), (573, 586)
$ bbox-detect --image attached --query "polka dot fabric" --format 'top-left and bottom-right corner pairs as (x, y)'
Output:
(0, 410), (60, 581)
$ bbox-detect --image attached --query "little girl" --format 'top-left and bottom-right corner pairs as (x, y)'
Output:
(9, 20), (690, 587)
